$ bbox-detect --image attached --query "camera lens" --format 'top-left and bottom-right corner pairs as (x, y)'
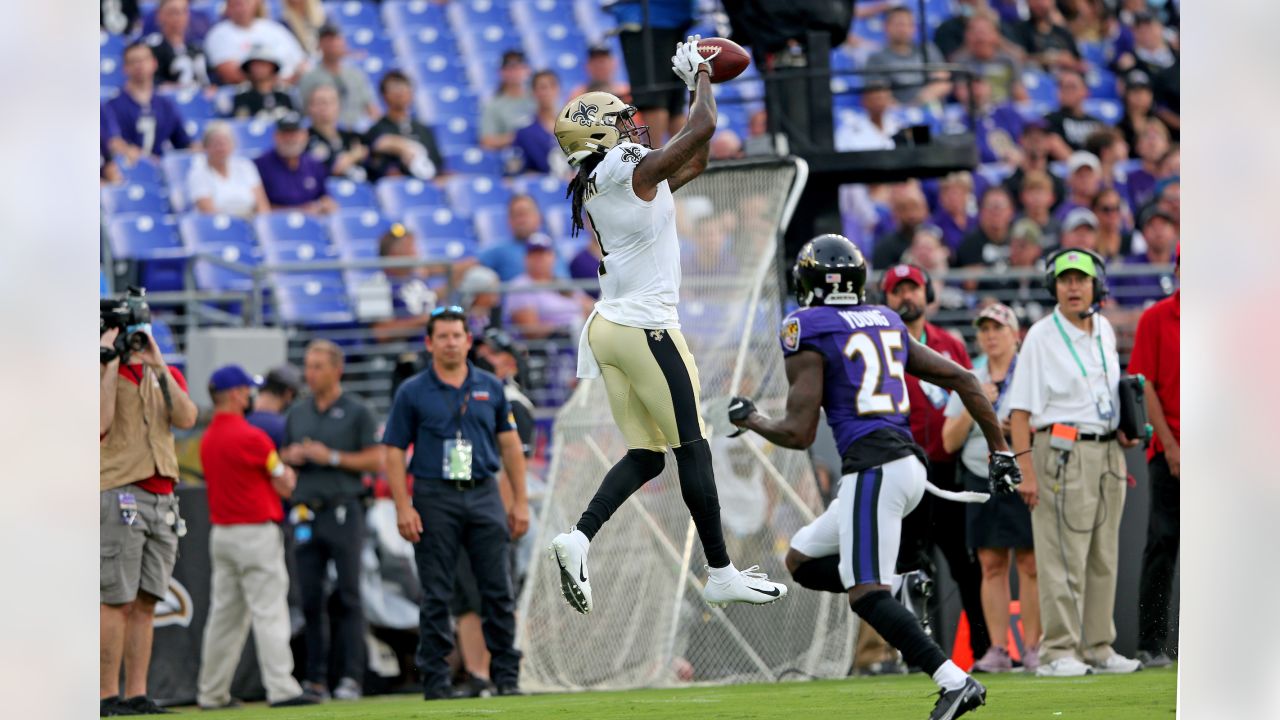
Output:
(128, 331), (149, 352)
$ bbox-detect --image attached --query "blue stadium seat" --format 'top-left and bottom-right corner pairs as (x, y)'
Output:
(229, 117), (276, 158)
(853, 14), (887, 47)
(397, 24), (460, 58)
(102, 85), (120, 101)
(271, 274), (355, 325)
(444, 147), (503, 176)
(1022, 69), (1058, 109)
(101, 31), (125, 61)
(446, 175), (512, 217)
(107, 213), (189, 291)
(116, 157), (165, 187)
(544, 204), (574, 240)
(162, 87), (215, 121)
(415, 54), (468, 87)
(1084, 98), (1123, 125)
(330, 208), (393, 249)
(419, 235), (478, 261)
(161, 151), (200, 210)
(511, 175), (569, 210)
(264, 240), (342, 265)
(149, 317), (180, 358)
(102, 183), (171, 216)
(417, 84), (479, 125)
(1078, 41), (1108, 71)
(180, 212), (257, 248)
(546, 50), (589, 92)
(324, 0), (384, 29)
(1086, 67), (1119, 101)
(344, 27), (396, 58)
(326, 178), (378, 209)
(355, 54), (398, 93)
(450, 0), (511, 28)
(512, 0), (572, 27)
(101, 55), (123, 89)
(376, 176), (447, 216)
(383, 0), (451, 30)
(403, 205), (474, 241)
(254, 211), (331, 246)
(435, 116), (480, 154)
(472, 205), (514, 246)
(182, 213), (263, 292)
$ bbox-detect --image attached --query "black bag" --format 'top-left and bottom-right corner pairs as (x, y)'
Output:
(1118, 374), (1152, 444)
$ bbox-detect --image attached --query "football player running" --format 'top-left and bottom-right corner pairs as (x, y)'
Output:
(729, 235), (1022, 720)
(547, 36), (788, 615)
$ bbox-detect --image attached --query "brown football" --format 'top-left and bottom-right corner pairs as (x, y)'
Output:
(698, 37), (750, 84)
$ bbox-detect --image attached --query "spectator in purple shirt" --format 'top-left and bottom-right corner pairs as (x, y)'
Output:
(1113, 205), (1177, 306)
(929, 171), (975, 258)
(567, 218), (603, 299)
(106, 42), (195, 161)
(1052, 151), (1102, 224)
(504, 235), (594, 340)
(953, 75), (1024, 165)
(513, 70), (564, 175)
(1126, 118), (1169, 211)
(1083, 127), (1132, 213)
(254, 112), (336, 214)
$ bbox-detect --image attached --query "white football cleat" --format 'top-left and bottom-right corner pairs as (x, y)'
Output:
(702, 565), (788, 608)
(550, 528), (592, 614)
(1090, 653), (1143, 674)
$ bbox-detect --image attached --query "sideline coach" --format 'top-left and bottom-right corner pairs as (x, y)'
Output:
(383, 306), (530, 700)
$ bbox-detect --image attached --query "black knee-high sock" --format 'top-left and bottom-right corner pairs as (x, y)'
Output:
(791, 555), (846, 594)
(576, 449), (666, 540)
(851, 590), (949, 676)
(672, 439), (730, 568)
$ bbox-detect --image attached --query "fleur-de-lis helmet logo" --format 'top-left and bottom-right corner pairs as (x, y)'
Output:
(571, 101), (599, 126)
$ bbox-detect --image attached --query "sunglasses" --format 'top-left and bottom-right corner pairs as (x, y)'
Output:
(1096, 205), (1121, 213)
(430, 305), (465, 316)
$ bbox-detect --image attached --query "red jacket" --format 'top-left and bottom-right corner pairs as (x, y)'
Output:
(905, 322), (973, 462)
(1127, 290), (1179, 460)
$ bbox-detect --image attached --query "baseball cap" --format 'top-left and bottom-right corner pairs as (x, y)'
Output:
(1139, 204), (1176, 228)
(973, 303), (1019, 332)
(1021, 118), (1048, 136)
(525, 233), (555, 252)
(881, 264), (927, 295)
(1067, 151), (1101, 175)
(1063, 207), (1099, 232)
(1010, 218), (1043, 246)
(501, 49), (527, 68)
(1052, 250), (1099, 279)
(587, 43), (612, 58)
(276, 111), (305, 132)
(457, 265), (500, 295)
(264, 364), (302, 393)
(209, 364), (261, 392)
(318, 23), (342, 39)
(1124, 69), (1152, 90)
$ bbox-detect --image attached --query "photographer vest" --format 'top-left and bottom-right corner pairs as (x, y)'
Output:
(100, 365), (181, 491)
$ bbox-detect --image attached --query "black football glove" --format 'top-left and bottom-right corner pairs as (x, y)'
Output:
(726, 396), (756, 438)
(988, 451), (1023, 495)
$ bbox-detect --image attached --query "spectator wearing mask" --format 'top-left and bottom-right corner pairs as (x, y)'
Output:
(478, 195), (555, 281)
(864, 6), (950, 105)
(247, 364), (303, 449)
(188, 121), (270, 218)
(513, 70), (565, 175)
(305, 84), (369, 180)
(1002, 0), (1082, 71)
(1127, 253), (1180, 669)
(480, 51), (535, 151)
(383, 308), (528, 701)
(957, 186), (1016, 268)
(205, 0), (307, 85)
(571, 43), (631, 99)
(1016, 170), (1060, 247)
(365, 71), (446, 182)
(146, 0), (211, 87)
(1059, 207), (1099, 254)
(942, 303), (1041, 673)
(871, 182), (928, 269)
(1052, 151), (1102, 225)
(231, 46), (295, 121)
(1044, 70), (1104, 152)
(1003, 119), (1068, 211)
(880, 263), (990, 664)
(280, 340), (384, 701)
(1007, 249), (1143, 677)
(951, 10), (1024, 104)
(1117, 69), (1156, 158)
(255, 112), (336, 214)
(281, 0), (326, 56)
(930, 171), (976, 257)
(99, 324), (198, 717)
(107, 42), (195, 161)
(504, 235), (594, 339)
(196, 366), (320, 710)
(297, 25), (379, 130)
(1091, 188), (1133, 261)
(834, 78), (900, 152)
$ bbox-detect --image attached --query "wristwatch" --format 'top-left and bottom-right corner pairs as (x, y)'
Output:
(329, 450), (340, 467)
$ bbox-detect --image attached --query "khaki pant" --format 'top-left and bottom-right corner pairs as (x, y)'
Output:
(1031, 435), (1127, 664)
(198, 523), (301, 706)
(589, 315), (706, 451)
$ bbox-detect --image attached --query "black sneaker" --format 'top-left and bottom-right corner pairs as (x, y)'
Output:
(269, 690), (324, 708)
(929, 677), (986, 720)
(452, 676), (495, 698)
(1136, 650), (1174, 669)
(423, 685), (454, 701)
(495, 685), (524, 697)
(121, 696), (174, 715)
(101, 697), (140, 717)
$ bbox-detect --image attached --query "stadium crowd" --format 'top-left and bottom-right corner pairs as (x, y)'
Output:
(99, 0), (1179, 712)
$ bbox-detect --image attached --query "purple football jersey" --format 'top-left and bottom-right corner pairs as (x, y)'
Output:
(779, 304), (914, 455)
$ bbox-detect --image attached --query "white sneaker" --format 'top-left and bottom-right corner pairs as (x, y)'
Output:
(550, 529), (592, 614)
(1090, 653), (1143, 674)
(332, 677), (361, 701)
(702, 565), (788, 608)
(1035, 656), (1094, 677)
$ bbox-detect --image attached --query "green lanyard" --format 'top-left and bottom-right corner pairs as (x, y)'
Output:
(1052, 311), (1107, 380)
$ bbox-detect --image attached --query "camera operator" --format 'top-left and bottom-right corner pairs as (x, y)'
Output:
(99, 299), (198, 716)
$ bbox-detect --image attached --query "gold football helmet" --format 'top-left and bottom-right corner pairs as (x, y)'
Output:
(554, 91), (649, 166)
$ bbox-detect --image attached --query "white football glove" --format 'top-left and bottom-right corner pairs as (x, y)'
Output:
(671, 34), (719, 91)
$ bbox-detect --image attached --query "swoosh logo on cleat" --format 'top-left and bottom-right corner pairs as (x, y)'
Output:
(579, 561), (588, 583)
(750, 586), (781, 598)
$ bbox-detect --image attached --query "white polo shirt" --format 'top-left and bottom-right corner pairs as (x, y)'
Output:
(1005, 306), (1121, 435)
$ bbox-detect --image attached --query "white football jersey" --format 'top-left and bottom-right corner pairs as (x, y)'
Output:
(582, 142), (681, 330)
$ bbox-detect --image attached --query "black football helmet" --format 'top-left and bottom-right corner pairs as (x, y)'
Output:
(792, 234), (867, 306)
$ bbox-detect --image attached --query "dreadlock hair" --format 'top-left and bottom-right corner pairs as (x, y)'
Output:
(567, 151), (606, 237)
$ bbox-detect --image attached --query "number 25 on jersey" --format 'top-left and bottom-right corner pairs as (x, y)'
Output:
(843, 330), (910, 416)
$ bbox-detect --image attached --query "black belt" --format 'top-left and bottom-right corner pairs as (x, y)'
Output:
(436, 476), (489, 491)
(296, 496), (361, 512)
(1034, 429), (1116, 443)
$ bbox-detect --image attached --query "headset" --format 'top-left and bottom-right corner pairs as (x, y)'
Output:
(1042, 247), (1109, 313)
(879, 263), (936, 305)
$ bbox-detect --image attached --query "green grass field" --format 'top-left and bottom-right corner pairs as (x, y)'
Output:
(180, 667), (1176, 719)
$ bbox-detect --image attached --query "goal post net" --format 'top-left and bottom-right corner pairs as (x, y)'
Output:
(516, 158), (858, 691)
